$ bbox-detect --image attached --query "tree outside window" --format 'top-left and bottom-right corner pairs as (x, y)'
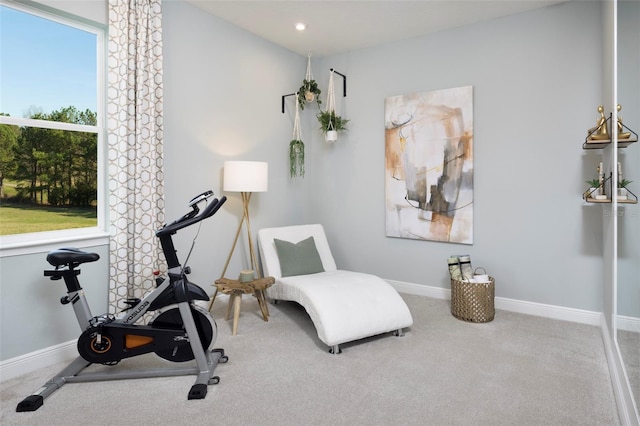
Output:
(0, 3), (103, 237)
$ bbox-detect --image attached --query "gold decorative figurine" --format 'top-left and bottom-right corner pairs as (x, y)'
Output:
(588, 105), (610, 141)
(617, 104), (631, 140)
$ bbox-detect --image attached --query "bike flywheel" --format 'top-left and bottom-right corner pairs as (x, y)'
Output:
(150, 304), (217, 362)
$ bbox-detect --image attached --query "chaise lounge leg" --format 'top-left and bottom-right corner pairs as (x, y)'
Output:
(329, 345), (341, 354)
(394, 328), (404, 337)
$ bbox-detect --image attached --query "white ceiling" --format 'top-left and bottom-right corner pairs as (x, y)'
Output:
(185, 0), (567, 57)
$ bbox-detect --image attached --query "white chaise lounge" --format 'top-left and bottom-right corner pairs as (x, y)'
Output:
(257, 224), (413, 354)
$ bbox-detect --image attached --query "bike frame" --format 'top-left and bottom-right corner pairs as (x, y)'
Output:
(16, 191), (228, 412)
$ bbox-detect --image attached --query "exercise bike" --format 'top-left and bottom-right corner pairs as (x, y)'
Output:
(17, 190), (228, 412)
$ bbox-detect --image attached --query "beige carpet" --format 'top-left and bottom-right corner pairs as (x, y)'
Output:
(0, 294), (619, 425)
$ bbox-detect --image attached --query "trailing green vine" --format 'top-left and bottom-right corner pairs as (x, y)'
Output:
(289, 139), (305, 178)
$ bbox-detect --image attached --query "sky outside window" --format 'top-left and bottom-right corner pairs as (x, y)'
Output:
(0, 5), (97, 119)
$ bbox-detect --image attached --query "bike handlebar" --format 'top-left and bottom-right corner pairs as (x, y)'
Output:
(156, 192), (226, 237)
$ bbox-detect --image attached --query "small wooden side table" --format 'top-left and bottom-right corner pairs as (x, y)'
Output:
(209, 276), (275, 335)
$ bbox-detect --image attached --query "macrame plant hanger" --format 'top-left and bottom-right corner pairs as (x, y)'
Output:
(324, 70), (338, 142)
(299, 53), (320, 110)
(289, 96), (304, 178)
(305, 54), (313, 90)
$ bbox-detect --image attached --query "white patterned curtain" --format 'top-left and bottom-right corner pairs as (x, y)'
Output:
(107, 0), (165, 314)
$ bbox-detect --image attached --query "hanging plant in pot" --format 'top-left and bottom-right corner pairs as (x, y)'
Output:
(298, 80), (321, 110)
(298, 53), (321, 110)
(317, 69), (348, 143)
(317, 110), (349, 143)
(289, 95), (305, 178)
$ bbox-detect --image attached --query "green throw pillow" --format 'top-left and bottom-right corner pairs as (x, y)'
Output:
(274, 236), (325, 277)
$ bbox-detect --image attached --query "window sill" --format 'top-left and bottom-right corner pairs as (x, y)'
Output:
(0, 228), (110, 258)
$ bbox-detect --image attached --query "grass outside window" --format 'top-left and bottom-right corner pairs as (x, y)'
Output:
(0, 203), (96, 236)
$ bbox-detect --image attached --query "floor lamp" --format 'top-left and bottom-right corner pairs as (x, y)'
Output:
(220, 161), (268, 279)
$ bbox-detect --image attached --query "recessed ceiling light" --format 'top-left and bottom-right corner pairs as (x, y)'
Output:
(295, 22), (306, 31)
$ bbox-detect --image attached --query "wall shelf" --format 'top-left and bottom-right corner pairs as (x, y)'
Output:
(583, 138), (637, 149)
(582, 117), (638, 204)
(584, 197), (612, 203)
(583, 173), (638, 204)
(583, 198), (639, 204)
(582, 113), (638, 149)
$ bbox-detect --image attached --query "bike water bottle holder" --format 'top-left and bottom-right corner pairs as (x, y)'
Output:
(121, 298), (142, 311)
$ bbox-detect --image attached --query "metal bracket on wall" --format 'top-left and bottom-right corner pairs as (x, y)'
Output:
(330, 69), (347, 97)
(282, 92), (297, 114)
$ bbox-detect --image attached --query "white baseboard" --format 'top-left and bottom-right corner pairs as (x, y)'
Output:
(387, 279), (601, 326)
(617, 314), (640, 333)
(0, 339), (77, 382)
(389, 279), (451, 300)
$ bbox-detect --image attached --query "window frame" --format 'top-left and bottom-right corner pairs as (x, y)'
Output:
(0, 0), (108, 256)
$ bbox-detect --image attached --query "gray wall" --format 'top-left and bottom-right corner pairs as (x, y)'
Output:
(162, 1), (607, 313)
(161, 0), (312, 289)
(0, 0), (610, 362)
(0, 245), (109, 359)
(307, 1), (606, 310)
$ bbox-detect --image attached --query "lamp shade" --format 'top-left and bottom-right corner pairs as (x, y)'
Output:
(223, 161), (268, 192)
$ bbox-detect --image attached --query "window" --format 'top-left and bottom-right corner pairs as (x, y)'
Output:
(0, 1), (105, 246)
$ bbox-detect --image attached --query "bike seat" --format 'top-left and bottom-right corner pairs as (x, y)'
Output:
(47, 248), (100, 267)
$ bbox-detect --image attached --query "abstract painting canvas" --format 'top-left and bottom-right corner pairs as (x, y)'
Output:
(384, 86), (473, 244)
